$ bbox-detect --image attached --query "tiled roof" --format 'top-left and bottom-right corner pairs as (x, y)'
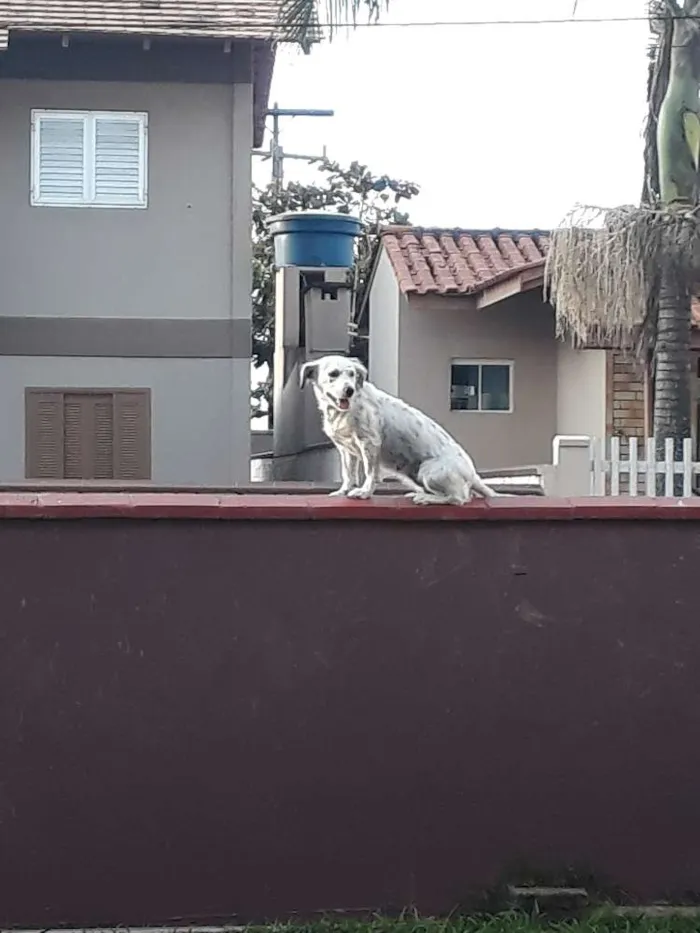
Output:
(382, 226), (700, 329)
(0, 1), (286, 43)
(381, 226), (550, 297)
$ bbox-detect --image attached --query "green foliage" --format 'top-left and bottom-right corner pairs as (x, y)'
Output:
(248, 913), (700, 933)
(252, 158), (419, 421)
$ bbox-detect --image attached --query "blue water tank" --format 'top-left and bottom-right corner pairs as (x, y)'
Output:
(267, 210), (362, 268)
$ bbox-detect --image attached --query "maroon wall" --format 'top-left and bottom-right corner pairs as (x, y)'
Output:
(0, 494), (699, 926)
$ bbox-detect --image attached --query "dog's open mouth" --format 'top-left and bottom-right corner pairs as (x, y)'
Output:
(337, 398), (351, 411)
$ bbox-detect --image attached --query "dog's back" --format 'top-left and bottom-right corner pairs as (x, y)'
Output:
(361, 382), (478, 484)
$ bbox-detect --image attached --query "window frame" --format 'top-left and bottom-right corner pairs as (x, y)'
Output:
(30, 109), (149, 210)
(449, 359), (514, 414)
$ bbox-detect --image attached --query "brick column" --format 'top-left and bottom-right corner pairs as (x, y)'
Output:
(605, 350), (647, 493)
(608, 351), (646, 439)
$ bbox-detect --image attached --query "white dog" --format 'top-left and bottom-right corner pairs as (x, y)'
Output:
(300, 354), (496, 504)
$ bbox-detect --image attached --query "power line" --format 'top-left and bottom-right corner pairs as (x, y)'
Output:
(287, 13), (697, 27)
(51, 13), (697, 32)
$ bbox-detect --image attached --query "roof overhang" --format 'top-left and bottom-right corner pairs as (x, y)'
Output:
(0, 26), (277, 148)
(475, 265), (545, 309)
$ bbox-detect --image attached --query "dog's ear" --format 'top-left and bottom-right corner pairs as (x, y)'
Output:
(299, 360), (319, 389)
(352, 359), (368, 388)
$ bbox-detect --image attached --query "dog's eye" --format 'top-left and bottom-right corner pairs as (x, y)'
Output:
(329, 370), (340, 379)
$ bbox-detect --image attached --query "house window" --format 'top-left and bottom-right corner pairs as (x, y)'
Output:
(31, 110), (148, 208)
(25, 389), (151, 480)
(450, 361), (513, 412)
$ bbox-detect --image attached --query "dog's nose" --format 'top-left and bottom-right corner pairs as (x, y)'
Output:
(345, 387), (354, 398)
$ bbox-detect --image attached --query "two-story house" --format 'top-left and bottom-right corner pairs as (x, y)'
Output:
(0, 0), (283, 485)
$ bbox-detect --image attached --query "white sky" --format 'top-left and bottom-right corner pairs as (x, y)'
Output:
(255, 0), (651, 229)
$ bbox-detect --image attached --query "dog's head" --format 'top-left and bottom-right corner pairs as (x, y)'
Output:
(299, 355), (367, 412)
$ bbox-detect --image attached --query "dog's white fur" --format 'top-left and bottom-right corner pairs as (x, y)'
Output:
(299, 354), (496, 504)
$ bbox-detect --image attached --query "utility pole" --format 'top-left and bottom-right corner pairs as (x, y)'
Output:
(253, 103), (334, 192)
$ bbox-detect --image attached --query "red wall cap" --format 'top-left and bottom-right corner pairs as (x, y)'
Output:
(0, 493), (698, 520)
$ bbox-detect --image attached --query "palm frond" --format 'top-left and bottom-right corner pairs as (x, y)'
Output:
(278, 0), (389, 48)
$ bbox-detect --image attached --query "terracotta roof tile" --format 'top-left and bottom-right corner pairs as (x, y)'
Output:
(0, 0), (285, 43)
(381, 226), (549, 297)
(383, 226), (700, 331)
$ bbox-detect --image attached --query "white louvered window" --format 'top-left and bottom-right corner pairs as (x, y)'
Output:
(31, 110), (148, 209)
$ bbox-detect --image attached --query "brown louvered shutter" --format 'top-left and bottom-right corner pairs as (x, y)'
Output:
(64, 393), (115, 480)
(114, 391), (151, 480)
(26, 391), (64, 478)
(92, 395), (115, 479)
(63, 394), (85, 479)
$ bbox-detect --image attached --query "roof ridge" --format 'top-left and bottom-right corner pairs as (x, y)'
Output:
(381, 225), (552, 239)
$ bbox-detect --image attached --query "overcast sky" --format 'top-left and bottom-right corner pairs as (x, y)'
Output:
(255, 0), (651, 230)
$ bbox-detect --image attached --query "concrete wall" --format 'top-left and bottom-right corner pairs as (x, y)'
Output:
(368, 245), (401, 395)
(0, 357), (248, 485)
(252, 445), (341, 483)
(398, 290), (557, 470)
(251, 430), (273, 457)
(556, 344), (607, 440)
(0, 80), (246, 320)
(0, 499), (699, 924)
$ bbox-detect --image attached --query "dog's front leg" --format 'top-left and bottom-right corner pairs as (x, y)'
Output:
(347, 443), (380, 499)
(349, 450), (364, 490)
(329, 446), (355, 497)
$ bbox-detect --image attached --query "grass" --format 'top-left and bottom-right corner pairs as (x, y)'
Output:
(250, 914), (700, 933)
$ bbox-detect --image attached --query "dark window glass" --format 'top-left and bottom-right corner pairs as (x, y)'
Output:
(450, 363), (511, 411)
(450, 363), (479, 411)
(480, 364), (510, 411)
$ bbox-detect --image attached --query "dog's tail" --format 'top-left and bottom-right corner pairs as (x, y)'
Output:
(470, 474), (500, 499)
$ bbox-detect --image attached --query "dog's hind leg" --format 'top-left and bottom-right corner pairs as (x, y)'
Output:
(389, 472), (425, 498)
(411, 459), (469, 506)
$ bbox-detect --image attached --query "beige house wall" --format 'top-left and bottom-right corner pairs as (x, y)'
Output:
(368, 247), (401, 396)
(397, 290), (557, 470)
(556, 343), (607, 440)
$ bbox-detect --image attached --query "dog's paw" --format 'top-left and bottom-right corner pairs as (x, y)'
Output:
(328, 488), (350, 497)
(347, 487), (372, 499)
(410, 492), (439, 506)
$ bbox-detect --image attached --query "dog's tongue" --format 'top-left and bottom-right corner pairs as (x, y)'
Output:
(338, 399), (350, 410)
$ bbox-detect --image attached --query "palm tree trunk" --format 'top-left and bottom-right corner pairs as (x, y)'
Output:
(653, 264), (692, 493)
(651, 2), (700, 493)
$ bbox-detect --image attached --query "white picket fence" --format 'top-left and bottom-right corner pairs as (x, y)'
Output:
(592, 436), (699, 496)
(549, 435), (700, 497)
